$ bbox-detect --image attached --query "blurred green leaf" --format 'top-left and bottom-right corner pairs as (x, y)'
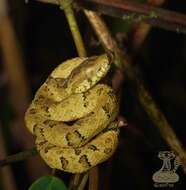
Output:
(29, 176), (68, 190)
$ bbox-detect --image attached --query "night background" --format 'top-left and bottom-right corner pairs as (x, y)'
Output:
(0, 0), (186, 189)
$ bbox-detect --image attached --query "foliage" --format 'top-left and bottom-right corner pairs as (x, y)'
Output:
(29, 176), (67, 190)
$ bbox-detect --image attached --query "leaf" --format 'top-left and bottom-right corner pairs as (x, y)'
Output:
(29, 176), (68, 190)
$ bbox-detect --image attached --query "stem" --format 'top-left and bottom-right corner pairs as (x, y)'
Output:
(77, 172), (89, 190)
(84, 10), (123, 69)
(84, 10), (186, 174)
(0, 123), (17, 190)
(59, 0), (87, 57)
(69, 174), (81, 190)
(0, 148), (37, 167)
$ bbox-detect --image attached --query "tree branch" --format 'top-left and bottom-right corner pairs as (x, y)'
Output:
(34, 0), (186, 34)
(59, 0), (87, 57)
(76, 0), (186, 34)
(0, 148), (37, 167)
(84, 10), (186, 173)
(77, 172), (89, 190)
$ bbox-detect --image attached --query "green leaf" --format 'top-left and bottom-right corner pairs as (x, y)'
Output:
(29, 176), (68, 190)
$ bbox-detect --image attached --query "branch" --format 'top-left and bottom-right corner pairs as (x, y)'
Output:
(59, 0), (87, 57)
(69, 174), (81, 190)
(77, 172), (89, 190)
(0, 123), (17, 190)
(0, 148), (37, 167)
(84, 10), (186, 173)
(76, 0), (186, 34)
(34, 0), (186, 35)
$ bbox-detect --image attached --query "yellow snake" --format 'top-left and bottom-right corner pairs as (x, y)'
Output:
(25, 54), (119, 173)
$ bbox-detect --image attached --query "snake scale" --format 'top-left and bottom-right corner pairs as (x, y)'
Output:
(25, 54), (119, 173)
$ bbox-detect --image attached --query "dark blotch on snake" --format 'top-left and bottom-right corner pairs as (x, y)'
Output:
(107, 90), (115, 99)
(39, 128), (45, 137)
(102, 104), (111, 118)
(88, 145), (99, 151)
(29, 108), (37, 114)
(74, 148), (81, 155)
(33, 124), (38, 133)
(82, 92), (89, 107)
(79, 155), (91, 167)
(104, 148), (112, 154)
(66, 130), (85, 146)
(43, 120), (58, 128)
(60, 156), (69, 170)
(43, 120), (50, 125)
(105, 138), (112, 143)
(96, 87), (104, 95)
(44, 145), (56, 153)
(65, 119), (78, 126)
(37, 140), (47, 147)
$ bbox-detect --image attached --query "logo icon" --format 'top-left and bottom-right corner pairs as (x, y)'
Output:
(152, 151), (181, 187)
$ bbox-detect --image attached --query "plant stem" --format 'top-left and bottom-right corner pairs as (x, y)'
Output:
(0, 123), (17, 190)
(0, 148), (37, 167)
(77, 172), (89, 190)
(59, 0), (87, 57)
(69, 174), (81, 190)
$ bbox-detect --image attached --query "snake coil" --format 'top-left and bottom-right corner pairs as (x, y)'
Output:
(25, 54), (119, 173)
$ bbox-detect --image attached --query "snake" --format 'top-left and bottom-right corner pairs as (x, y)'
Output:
(25, 53), (119, 173)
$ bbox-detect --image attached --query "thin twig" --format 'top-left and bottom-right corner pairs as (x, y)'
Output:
(77, 172), (89, 190)
(69, 174), (81, 190)
(84, 10), (186, 173)
(59, 0), (87, 57)
(0, 123), (17, 190)
(84, 10), (123, 69)
(0, 148), (37, 167)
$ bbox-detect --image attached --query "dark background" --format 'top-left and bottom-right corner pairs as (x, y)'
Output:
(0, 0), (186, 189)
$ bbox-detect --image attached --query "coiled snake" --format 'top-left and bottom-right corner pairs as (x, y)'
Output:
(25, 54), (119, 173)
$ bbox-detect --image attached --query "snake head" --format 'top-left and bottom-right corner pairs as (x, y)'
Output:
(68, 53), (114, 93)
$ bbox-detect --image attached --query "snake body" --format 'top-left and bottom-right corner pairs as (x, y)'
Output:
(25, 54), (119, 173)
